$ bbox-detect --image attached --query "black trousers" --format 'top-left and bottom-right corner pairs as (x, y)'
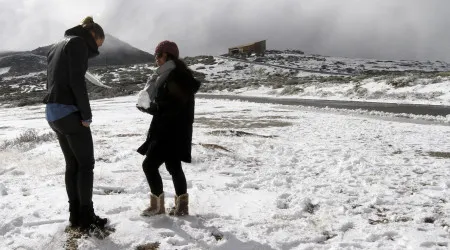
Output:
(48, 112), (95, 207)
(142, 152), (187, 196)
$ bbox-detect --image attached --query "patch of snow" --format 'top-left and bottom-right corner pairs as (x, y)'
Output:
(0, 67), (10, 75)
(2, 71), (46, 81)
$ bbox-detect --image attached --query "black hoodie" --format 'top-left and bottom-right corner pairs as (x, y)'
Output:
(43, 25), (99, 121)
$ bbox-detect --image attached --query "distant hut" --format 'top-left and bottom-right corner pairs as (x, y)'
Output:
(228, 40), (266, 57)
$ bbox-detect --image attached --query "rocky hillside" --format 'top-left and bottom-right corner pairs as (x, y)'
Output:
(2, 49), (450, 107)
(0, 53), (46, 76)
(186, 53), (450, 105)
(226, 50), (450, 75)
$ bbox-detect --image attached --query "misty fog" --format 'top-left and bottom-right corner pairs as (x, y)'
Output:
(1, 0), (450, 61)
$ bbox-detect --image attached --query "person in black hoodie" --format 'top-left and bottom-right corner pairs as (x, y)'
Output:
(136, 41), (200, 216)
(43, 16), (108, 231)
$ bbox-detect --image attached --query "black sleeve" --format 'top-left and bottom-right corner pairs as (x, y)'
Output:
(66, 37), (92, 121)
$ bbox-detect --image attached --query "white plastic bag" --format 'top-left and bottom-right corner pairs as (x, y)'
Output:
(85, 71), (112, 89)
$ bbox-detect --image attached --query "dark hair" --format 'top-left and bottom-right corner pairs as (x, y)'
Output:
(166, 54), (193, 76)
(81, 16), (105, 40)
(166, 54), (200, 93)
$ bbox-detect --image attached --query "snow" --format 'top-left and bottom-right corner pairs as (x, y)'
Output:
(2, 52), (450, 106)
(20, 84), (46, 93)
(0, 67), (10, 76)
(191, 58), (297, 82)
(2, 71), (45, 81)
(136, 89), (150, 108)
(204, 77), (450, 106)
(286, 79), (450, 105)
(188, 54), (450, 105)
(201, 81), (450, 106)
(258, 52), (450, 73)
(1, 95), (449, 249)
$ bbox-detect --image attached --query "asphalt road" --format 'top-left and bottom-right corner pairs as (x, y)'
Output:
(197, 94), (450, 116)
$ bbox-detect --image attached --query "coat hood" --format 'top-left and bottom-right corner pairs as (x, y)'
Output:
(64, 25), (100, 58)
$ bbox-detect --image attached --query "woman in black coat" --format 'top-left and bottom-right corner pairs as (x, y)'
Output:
(43, 16), (108, 230)
(137, 41), (200, 216)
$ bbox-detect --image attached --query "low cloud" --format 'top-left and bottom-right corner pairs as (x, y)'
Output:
(1, 0), (450, 61)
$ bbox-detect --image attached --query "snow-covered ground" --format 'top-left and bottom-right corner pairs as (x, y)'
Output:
(258, 51), (450, 73)
(190, 56), (450, 106)
(1, 95), (449, 249)
(205, 80), (450, 106)
(1, 71), (46, 81)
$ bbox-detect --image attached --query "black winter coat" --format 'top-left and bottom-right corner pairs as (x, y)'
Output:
(43, 25), (99, 121)
(137, 64), (201, 163)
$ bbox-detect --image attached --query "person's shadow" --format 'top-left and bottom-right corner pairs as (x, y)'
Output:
(146, 213), (276, 250)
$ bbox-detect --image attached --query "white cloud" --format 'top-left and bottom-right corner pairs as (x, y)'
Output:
(1, 0), (450, 61)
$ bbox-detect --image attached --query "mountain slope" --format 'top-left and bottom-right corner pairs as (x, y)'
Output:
(31, 33), (154, 67)
(0, 53), (46, 76)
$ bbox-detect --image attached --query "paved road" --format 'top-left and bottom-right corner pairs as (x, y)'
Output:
(197, 94), (450, 116)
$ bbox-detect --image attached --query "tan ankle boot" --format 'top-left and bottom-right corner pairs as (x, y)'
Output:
(141, 193), (165, 216)
(169, 193), (189, 216)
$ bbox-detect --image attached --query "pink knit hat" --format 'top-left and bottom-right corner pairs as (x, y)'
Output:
(155, 40), (179, 59)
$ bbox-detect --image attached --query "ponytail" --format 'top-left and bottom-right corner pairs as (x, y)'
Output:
(81, 16), (105, 40)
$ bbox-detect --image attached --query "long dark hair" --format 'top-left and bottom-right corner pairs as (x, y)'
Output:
(166, 54), (201, 93)
(81, 16), (105, 40)
(167, 54), (193, 77)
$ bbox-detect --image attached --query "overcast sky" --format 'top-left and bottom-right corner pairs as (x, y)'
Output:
(1, 0), (450, 61)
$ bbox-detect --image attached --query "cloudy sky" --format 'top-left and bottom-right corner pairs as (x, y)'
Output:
(1, 0), (449, 61)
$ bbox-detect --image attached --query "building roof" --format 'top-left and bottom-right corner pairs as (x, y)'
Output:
(229, 40), (266, 49)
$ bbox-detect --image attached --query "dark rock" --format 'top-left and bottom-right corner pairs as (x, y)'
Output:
(286, 78), (299, 85)
(184, 56), (216, 66)
(424, 217), (435, 224)
(234, 65), (245, 70)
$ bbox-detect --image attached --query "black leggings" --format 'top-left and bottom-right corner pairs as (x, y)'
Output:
(48, 112), (95, 207)
(142, 154), (187, 196)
